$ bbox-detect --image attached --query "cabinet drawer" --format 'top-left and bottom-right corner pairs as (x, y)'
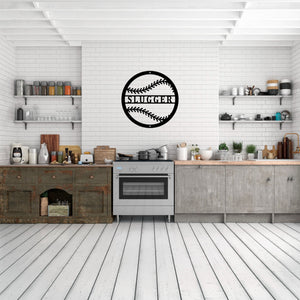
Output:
(3, 168), (37, 185)
(38, 169), (74, 185)
(75, 168), (109, 185)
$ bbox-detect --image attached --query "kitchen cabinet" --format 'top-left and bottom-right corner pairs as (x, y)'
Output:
(275, 166), (300, 213)
(226, 166), (274, 213)
(0, 166), (112, 223)
(175, 166), (225, 213)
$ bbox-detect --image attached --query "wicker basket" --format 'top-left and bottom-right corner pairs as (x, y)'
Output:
(94, 146), (116, 164)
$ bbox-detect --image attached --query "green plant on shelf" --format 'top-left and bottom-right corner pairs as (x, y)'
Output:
(219, 143), (229, 151)
(246, 144), (256, 154)
(233, 141), (243, 153)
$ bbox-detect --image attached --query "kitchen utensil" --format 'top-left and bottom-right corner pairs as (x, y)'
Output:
(253, 88), (261, 96)
(138, 150), (149, 160)
(10, 143), (29, 164)
(59, 145), (81, 157)
(80, 154), (94, 164)
(41, 134), (60, 155)
(281, 110), (291, 120)
(29, 148), (37, 164)
(199, 149), (213, 160)
(180, 142), (187, 148)
(38, 143), (49, 164)
(220, 113), (232, 121)
(151, 145), (168, 160)
(94, 145), (116, 164)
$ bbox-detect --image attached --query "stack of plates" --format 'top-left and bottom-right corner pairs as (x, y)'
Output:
(280, 79), (292, 96)
(267, 80), (279, 95)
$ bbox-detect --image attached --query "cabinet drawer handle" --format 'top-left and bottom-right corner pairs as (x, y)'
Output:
(89, 175), (94, 179)
(17, 175), (22, 179)
(287, 177), (291, 181)
(266, 177), (271, 182)
(290, 176), (294, 181)
(52, 175), (56, 179)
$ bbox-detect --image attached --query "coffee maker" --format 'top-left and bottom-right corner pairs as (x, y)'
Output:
(11, 143), (29, 164)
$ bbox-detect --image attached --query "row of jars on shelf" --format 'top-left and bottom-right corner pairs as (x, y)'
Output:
(15, 80), (81, 96)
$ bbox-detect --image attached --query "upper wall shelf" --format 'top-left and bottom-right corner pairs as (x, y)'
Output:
(219, 95), (292, 105)
(14, 95), (82, 105)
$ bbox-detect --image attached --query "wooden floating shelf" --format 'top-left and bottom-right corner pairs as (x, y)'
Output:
(14, 120), (82, 130)
(219, 120), (292, 130)
(14, 95), (82, 105)
(219, 95), (292, 105)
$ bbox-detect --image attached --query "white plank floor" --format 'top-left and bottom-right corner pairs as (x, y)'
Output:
(0, 218), (300, 300)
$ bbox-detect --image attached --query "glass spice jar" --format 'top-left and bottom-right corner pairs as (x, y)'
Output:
(48, 81), (55, 96)
(64, 81), (71, 95)
(41, 81), (47, 96)
(51, 151), (57, 162)
(57, 151), (63, 163)
(33, 81), (40, 95)
(57, 81), (63, 95)
(72, 86), (77, 96)
(77, 86), (81, 96)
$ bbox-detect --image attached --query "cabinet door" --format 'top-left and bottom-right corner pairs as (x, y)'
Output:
(175, 166), (225, 213)
(275, 166), (300, 213)
(226, 166), (274, 213)
(3, 185), (36, 216)
(75, 186), (110, 217)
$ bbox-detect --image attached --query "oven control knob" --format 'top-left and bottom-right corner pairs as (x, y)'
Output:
(129, 167), (135, 172)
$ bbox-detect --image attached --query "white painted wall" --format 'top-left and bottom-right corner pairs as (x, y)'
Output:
(219, 47), (292, 154)
(0, 37), (16, 164)
(82, 41), (219, 158)
(15, 47), (82, 150)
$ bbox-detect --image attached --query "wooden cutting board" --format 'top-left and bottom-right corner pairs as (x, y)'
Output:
(40, 134), (60, 154)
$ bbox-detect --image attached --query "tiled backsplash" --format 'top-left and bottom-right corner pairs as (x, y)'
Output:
(0, 37), (299, 162)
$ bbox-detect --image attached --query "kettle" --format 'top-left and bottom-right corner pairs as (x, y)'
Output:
(38, 143), (49, 164)
(10, 143), (29, 164)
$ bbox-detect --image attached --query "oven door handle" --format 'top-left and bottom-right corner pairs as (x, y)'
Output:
(115, 175), (172, 179)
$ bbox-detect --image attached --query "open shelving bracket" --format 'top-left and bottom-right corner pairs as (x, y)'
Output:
(232, 96), (236, 105)
(24, 122), (27, 130)
(71, 122), (75, 130)
(280, 96), (283, 105)
(24, 97), (27, 105)
(71, 97), (75, 105)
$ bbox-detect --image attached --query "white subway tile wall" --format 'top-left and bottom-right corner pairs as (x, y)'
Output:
(15, 47), (82, 149)
(0, 37), (16, 164)
(82, 41), (219, 158)
(292, 43), (300, 145)
(219, 47), (293, 152)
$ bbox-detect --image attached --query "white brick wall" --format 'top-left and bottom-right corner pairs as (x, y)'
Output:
(15, 47), (82, 150)
(292, 42), (300, 133)
(0, 37), (16, 164)
(82, 41), (219, 158)
(219, 47), (292, 153)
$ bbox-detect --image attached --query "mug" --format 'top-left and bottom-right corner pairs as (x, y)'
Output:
(276, 112), (281, 121)
(238, 87), (244, 96)
(231, 88), (238, 96)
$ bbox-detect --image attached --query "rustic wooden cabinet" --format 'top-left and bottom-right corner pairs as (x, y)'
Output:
(175, 166), (225, 214)
(275, 166), (300, 213)
(226, 166), (274, 213)
(0, 166), (112, 223)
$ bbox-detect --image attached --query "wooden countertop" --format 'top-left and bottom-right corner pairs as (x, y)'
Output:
(0, 164), (113, 168)
(174, 160), (300, 166)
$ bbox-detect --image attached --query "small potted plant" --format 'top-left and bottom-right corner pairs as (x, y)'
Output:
(218, 143), (229, 160)
(233, 142), (243, 153)
(246, 144), (256, 160)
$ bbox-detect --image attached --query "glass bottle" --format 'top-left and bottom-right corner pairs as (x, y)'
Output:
(48, 81), (55, 96)
(41, 81), (47, 96)
(57, 81), (63, 95)
(64, 81), (71, 95)
(190, 144), (195, 160)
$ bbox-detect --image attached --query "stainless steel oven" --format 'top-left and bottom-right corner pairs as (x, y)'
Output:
(113, 161), (174, 222)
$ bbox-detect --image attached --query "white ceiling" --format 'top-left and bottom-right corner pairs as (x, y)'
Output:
(2, 0), (300, 47)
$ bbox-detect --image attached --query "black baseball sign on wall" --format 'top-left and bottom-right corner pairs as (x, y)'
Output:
(121, 71), (179, 128)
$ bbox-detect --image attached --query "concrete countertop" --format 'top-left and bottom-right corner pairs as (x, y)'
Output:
(174, 160), (300, 166)
(0, 164), (113, 168)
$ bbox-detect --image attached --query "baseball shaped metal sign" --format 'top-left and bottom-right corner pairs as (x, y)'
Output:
(121, 71), (179, 128)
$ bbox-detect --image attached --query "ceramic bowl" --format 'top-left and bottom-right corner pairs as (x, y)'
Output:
(104, 158), (113, 164)
(280, 89), (291, 96)
(199, 150), (213, 160)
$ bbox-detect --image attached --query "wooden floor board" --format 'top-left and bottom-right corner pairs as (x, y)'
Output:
(191, 223), (250, 300)
(66, 223), (118, 300)
(203, 223), (273, 299)
(19, 224), (98, 300)
(216, 223), (298, 300)
(166, 222), (204, 300)
(248, 224), (300, 263)
(178, 223), (227, 300)
(135, 217), (158, 300)
(0, 221), (298, 300)
(227, 223), (300, 298)
(112, 217), (142, 300)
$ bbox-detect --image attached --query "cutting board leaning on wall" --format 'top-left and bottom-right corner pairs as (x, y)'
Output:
(40, 134), (60, 154)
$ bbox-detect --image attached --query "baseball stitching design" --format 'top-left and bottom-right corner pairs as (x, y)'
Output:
(127, 106), (169, 122)
(126, 79), (175, 94)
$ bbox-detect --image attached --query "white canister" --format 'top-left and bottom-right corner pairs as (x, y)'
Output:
(29, 148), (37, 164)
(176, 147), (188, 160)
(231, 87), (238, 96)
(238, 86), (244, 96)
